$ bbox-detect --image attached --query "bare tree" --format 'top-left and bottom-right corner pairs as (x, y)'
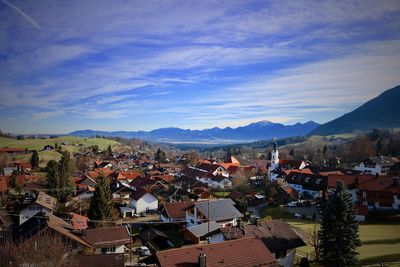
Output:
(305, 223), (320, 261)
(0, 230), (77, 267)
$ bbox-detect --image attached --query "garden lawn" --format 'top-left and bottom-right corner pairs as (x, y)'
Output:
(285, 220), (400, 262)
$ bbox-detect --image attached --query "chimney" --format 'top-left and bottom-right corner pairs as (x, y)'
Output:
(198, 253), (206, 267)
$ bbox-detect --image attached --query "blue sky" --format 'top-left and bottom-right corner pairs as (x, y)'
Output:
(0, 0), (399, 134)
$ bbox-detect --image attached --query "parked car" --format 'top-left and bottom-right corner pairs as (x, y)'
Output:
(287, 201), (298, 207)
(136, 246), (151, 256)
(294, 213), (302, 219)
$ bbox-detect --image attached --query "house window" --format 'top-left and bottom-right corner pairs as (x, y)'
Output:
(101, 247), (116, 254)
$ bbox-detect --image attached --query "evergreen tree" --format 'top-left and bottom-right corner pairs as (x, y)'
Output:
(30, 150), (39, 169)
(319, 181), (361, 266)
(9, 170), (18, 188)
(46, 151), (73, 200)
(88, 173), (113, 226)
(154, 148), (166, 163)
(106, 144), (113, 158)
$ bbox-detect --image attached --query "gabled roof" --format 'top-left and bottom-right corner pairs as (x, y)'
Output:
(285, 172), (327, 191)
(18, 212), (91, 248)
(117, 171), (142, 180)
(279, 159), (305, 169)
(196, 162), (227, 173)
(358, 176), (400, 194)
(155, 237), (278, 267)
(83, 226), (131, 248)
(327, 174), (376, 189)
(186, 220), (221, 238)
(128, 176), (158, 189)
(162, 201), (193, 220)
(186, 199), (243, 222)
(181, 166), (211, 179)
(131, 188), (152, 201)
(34, 192), (57, 211)
(243, 219), (306, 252)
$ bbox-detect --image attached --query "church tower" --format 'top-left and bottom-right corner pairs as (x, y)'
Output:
(271, 138), (279, 167)
(268, 138), (279, 182)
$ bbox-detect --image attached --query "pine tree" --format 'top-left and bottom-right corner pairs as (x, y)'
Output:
(46, 151), (73, 201)
(319, 181), (361, 266)
(154, 148), (166, 163)
(106, 145), (113, 158)
(30, 150), (39, 169)
(88, 173), (113, 226)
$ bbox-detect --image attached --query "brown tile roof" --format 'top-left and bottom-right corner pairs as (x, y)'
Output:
(163, 201), (193, 220)
(131, 188), (149, 201)
(279, 159), (304, 169)
(76, 253), (124, 267)
(46, 214), (92, 248)
(156, 237), (278, 267)
(243, 219), (306, 252)
(83, 226), (131, 248)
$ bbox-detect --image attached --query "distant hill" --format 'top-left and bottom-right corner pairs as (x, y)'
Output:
(311, 85), (400, 136)
(70, 120), (320, 144)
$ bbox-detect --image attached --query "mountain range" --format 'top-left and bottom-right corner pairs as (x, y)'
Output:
(70, 120), (320, 144)
(70, 84), (400, 143)
(311, 85), (400, 135)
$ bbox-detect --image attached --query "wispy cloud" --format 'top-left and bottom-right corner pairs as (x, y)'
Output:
(2, 0), (41, 29)
(0, 0), (399, 133)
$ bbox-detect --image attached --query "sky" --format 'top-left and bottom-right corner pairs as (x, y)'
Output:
(0, 0), (399, 134)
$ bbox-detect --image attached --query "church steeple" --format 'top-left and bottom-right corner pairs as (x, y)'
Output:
(273, 137), (278, 151)
(271, 138), (279, 166)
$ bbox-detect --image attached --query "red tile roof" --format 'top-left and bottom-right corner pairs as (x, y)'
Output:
(327, 174), (376, 189)
(358, 176), (400, 194)
(117, 171), (142, 180)
(156, 237), (278, 267)
(70, 213), (88, 230)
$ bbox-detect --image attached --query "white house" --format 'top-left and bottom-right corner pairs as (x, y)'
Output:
(19, 192), (57, 225)
(184, 198), (243, 228)
(130, 188), (158, 214)
(199, 175), (232, 189)
(354, 156), (398, 175)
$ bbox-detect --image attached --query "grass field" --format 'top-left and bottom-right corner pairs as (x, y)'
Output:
(0, 136), (126, 166)
(286, 219), (400, 262)
(0, 136), (122, 152)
